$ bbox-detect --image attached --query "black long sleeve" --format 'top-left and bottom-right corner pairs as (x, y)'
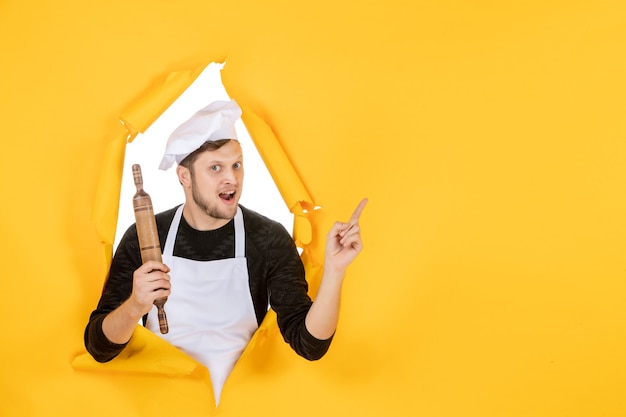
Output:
(84, 205), (332, 362)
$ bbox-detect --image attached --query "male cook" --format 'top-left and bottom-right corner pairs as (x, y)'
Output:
(84, 100), (367, 403)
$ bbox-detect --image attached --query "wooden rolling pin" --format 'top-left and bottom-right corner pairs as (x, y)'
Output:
(132, 164), (169, 334)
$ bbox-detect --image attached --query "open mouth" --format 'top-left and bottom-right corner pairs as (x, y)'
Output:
(219, 191), (236, 201)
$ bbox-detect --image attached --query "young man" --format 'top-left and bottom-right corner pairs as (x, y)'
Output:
(84, 100), (366, 403)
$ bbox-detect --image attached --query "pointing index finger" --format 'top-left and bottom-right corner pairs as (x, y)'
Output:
(349, 198), (368, 225)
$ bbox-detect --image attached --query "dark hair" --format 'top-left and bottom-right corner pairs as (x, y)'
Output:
(179, 139), (234, 173)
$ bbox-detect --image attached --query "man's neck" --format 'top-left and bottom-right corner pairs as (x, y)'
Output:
(181, 204), (233, 231)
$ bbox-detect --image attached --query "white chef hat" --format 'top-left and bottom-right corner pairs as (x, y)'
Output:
(158, 99), (242, 170)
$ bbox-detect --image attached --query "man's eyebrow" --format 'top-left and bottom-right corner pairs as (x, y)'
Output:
(207, 154), (243, 164)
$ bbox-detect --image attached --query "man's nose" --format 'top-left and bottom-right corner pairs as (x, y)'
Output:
(223, 167), (237, 182)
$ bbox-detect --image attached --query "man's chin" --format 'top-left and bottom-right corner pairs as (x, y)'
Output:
(217, 203), (239, 219)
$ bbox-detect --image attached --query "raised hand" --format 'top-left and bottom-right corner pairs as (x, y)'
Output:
(325, 198), (368, 273)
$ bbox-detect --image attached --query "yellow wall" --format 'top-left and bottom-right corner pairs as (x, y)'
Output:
(1, 1), (625, 416)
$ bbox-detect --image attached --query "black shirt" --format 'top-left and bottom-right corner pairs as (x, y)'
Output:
(84, 205), (332, 363)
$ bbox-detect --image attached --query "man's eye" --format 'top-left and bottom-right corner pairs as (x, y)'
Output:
(211, 165), (221, 172)
(233, 162), (242, 169)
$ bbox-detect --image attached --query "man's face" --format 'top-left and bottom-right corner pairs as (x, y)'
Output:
(188, 140), (244, 222)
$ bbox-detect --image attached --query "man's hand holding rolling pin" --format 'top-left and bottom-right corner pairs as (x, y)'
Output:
(101, 261), (171, 344)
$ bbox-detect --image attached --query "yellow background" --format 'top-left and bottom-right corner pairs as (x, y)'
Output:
(1, 1), (625, 416)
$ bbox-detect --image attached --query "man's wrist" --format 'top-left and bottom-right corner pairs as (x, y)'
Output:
(322, 265), (346, 283)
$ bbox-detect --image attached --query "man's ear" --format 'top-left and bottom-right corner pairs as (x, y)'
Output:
(176, 165), (191, 186)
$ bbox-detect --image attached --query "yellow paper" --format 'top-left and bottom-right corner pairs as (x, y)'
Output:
(1, 1), (626, 416)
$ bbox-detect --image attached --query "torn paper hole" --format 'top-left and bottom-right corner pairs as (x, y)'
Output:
(114, 62), (293, 249)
